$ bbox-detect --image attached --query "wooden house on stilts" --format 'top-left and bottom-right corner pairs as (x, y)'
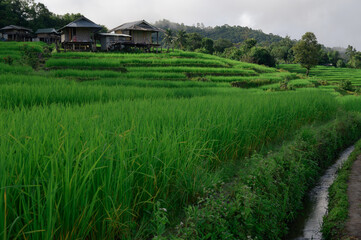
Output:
(0, 25), (32, 41)
(108, 20), (164, 52)
(59, 16), (102, 51)
(35, 28), (60, 44)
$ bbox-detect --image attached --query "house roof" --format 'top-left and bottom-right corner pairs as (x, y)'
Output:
(59, 16), (102, 31)
(109, 20), (164, 33)
(35, 28), (59, 34)
(97, 33), (131, 38)
(0, 25), (32, 32)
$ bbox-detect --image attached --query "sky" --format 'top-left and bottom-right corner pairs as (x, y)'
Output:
(39, 0), (361, 49)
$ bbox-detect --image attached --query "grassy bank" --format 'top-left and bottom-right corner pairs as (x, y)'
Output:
(169, 113), (361, 239)
(322, 137), (361, 239)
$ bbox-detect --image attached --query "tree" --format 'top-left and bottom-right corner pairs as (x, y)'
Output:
(174, 30), (187, 50)
(270, 36), (295, 63)
(243, 38), (257, 51)
(162, 29), (174, 52)
(223, 47), (242, 61)
(293, 32), (321, 76)
(186, 33), (202, 51)
(249, 47), (276, 67)
(213, 39), (233, 53)
(348, 52), (361, 69)
(327, 50), (340, 67)
(201, 37), (214, 54)
(346, 45), (356, 61)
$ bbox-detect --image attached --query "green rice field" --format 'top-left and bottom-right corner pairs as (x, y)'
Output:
(279, 64), (361, 86)
(1, 42), (361, 239)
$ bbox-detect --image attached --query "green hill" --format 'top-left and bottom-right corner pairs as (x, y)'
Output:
(154, 19), (284, 45)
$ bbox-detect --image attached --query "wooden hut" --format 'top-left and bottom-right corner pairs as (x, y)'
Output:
(109, 20), (163, 50)
(35, 28), (60, 44)
(96, 33), (132, 51)
(0, 25), (32, 41)
(59, 16), (102, 51)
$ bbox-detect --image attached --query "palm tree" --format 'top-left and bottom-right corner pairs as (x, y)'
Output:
(175, 30), (187, 50)
(163, 29), (174, 52)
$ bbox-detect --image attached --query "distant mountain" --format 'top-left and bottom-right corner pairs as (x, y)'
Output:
(154, 19), (284, 45)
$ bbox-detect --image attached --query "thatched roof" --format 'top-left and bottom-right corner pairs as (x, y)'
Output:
(59, 16), (102, 31)
(35, 28), (59, 34)
(0, 25), (32, 32)
(110, 20), (164, 33)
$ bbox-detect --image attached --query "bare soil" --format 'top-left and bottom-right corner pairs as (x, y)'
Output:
(345, 155), (361, 239)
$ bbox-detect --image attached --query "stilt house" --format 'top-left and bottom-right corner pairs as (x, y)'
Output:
(59, 16), (102, 51)
(0, 25), (32, 41)
(35, 28), (60, 44)
(109, 20), (163, 47)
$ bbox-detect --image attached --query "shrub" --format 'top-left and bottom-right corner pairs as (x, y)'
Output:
(2, 55), (14, 65)
(19, 44), (43, 70)
(336, 59), (346, 68)
(338, 80), (353, 91)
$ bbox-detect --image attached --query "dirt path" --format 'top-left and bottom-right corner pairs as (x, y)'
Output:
(345, 155), (361, 238)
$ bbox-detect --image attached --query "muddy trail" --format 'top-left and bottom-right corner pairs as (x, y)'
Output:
(345, 154), (361, 238)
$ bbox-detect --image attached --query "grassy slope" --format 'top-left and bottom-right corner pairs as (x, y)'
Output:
(1, 42), (361, 239)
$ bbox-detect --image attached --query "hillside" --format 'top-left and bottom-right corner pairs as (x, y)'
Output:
(154, 19), (284, 45)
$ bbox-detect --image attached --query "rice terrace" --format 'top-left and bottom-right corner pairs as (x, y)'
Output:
(2, 0), (361, 239)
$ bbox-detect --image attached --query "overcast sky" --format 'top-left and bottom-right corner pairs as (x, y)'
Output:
(39, 0), (361, 49)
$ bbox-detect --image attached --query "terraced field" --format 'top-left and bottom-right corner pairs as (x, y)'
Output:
(1, 42), (359, 239)
(279, 64), (361, 86)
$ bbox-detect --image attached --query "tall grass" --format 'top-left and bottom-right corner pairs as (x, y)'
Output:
(0, 90), (338, 239)
(0, 79), (226, 109)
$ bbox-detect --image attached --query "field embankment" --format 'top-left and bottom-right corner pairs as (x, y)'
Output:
(169, 113), (361, 239)
(322, 137), (361, 239)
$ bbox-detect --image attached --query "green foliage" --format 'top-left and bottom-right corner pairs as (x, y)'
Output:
(270, 36), (295, 64)
(173, 114), (361, 239)
(151, 202), (170, 239)
(347, 52), (361, 69)
(174, 30), (187, 50)
(163, 29), (175, 52)
(338, 80), (354, 91)
(243, 38), (257, 50)
(336, 59), (346, 68)
(293, 32), (321, 76)
(1, 55), (14, 65)
(322, 139), (361, 239)
(19, 44), (44, 69)
(328, 50), (340, 67)
(201, 37), (214, 54)
(213, 38), (233, 53)
(186, 33), (202, 51)
(249, 47), (276, 67)
(223, 46), (243, 61)
(154, 19), (284, 46)
(0, 0), (83, 31)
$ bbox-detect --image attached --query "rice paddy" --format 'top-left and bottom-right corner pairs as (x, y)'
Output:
(279, 64), (361, 86)
(1, 42), (361, 239)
